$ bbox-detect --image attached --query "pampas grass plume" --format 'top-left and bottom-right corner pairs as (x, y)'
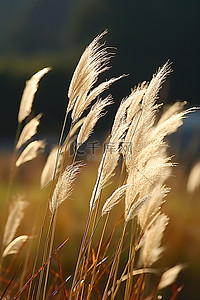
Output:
(40, 146), (58, 189)
(139, 213), (169, 267)
(67, 31), (109, 116)
(77, 96), (113, 147)
(2, 235), (29, 257)
(16, 114), (42, 149)
(49, 162), (83, 213)
(101, 185), (127, 216)
(16, 140), (45, 167)
(158, 264), (184, 290)
(187, 161), (200, 193)
(3, 196), (27, 247)
(18, 67), (51, 123)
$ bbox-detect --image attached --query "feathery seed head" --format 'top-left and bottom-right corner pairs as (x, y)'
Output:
(16, 140), (45, 167)
(101, 185), (127, 216)
(18, 67), (51, 123)
(49, 162), (83, 213)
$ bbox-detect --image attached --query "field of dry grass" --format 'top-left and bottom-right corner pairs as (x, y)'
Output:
(0, 32), (199, 300)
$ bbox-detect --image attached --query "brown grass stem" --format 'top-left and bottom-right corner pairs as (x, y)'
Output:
(86, 213), (109, 299)
(69, 210), (92, 300)
(41, 210), (58, 300)
(11, 239), (69, 300)
(102, 223), (127, 300)
(124, 220), (137, 299)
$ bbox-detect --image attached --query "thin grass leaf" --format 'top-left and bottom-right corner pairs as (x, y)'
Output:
(15, 140), (45, 167)
(11, 239), (69, 300)
(18, 67), (51, 123)
(16, 114), (42, 149)
(2, 235), (28, 257)
(117, 268), (159, 284)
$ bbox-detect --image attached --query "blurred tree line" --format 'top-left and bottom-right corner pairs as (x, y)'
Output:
(0, 0), (199, 138)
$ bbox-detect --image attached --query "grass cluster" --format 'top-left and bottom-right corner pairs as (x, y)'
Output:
(0, 31), (195, 299)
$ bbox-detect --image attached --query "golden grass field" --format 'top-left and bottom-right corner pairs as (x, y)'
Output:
(0, 32), (200, 300)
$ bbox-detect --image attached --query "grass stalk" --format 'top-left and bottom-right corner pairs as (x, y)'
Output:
(102, 223), (127, 300)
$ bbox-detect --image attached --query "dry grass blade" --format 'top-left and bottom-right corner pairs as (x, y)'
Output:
(18, 67), (51, 123)
(77, 96), (113, 147)
(118, 268), (159, 283)
(158, 264), (184, 290)
(16, 114), (42, 149)
(2, 235), (28, 257)
(40, 146), (58, 189)
(101, 185), (127, 216)
(49, 162), (83, 213)
(3, 196), (27, 247)
(15, 140), (45, 167)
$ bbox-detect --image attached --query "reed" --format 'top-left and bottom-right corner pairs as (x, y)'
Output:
(0, 31), (193, 300)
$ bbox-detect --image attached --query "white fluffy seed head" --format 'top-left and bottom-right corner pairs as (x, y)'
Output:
(77, 96), (113, 147)
(16, 140), (45, 167)
(49, 162), (83, 213)
(16, 114), (42, 149)
(18, 67), (51, 123)
(40, 146), (58, 189)
(3, 196), (28, 247)
(139, 213), (169, 267)
(187, 161), (200, 193)
(101, 185), (127, 216)
(158, 264), (184, 290)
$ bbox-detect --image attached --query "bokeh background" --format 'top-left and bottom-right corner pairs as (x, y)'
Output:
(0, 0), (200, 299)
(0, 0), (200, 139)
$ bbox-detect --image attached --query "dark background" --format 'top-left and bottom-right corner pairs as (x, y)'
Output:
(0, 0), (199, 139)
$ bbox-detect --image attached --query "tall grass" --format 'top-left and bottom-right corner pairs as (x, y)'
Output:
(0, 31), (193, 299)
